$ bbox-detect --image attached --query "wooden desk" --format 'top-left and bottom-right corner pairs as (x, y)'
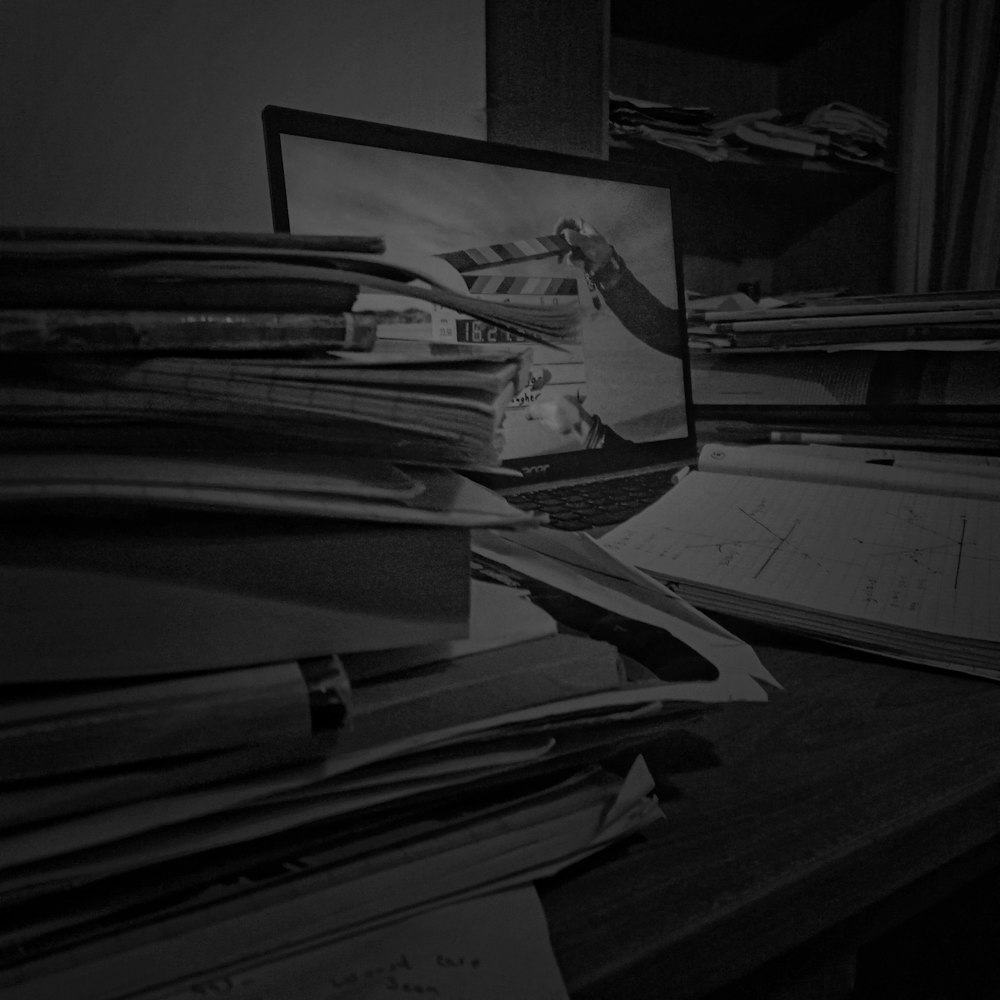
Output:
(540, 637), (1000, 999)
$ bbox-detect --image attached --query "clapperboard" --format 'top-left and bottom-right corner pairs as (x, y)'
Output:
(436, 234), (570, 274)
(431, 234), (586, 406)
(374, 235), (578, 346)
(432, 234), (581, 342)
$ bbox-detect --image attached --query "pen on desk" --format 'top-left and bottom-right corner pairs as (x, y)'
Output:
(772, 431), (901, 447)
(765, 431), (985, 452)
(670, 465), (690, 485)
(711, 425), (998, 453)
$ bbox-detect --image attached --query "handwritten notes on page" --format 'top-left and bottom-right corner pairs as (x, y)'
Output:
(166, 887), (570, 1000)
(600, 470), (1000, 676)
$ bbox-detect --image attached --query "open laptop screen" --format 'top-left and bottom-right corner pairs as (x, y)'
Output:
(263, 106), (695, 484)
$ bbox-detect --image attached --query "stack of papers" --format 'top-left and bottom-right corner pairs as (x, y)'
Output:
(3, 229), (778, 1000)
(692, 289), (1000, 352)
(0, 760), (660, 1000)
(0, 228), (582, 350)
(2, 346), (541, 477)
(3, 526), (776, 1000)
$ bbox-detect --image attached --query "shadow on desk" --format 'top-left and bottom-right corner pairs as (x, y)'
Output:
(698, 863), (1000, 1000)
(540, 631), (1000, 1000)
(853, 866), (1000, 1000)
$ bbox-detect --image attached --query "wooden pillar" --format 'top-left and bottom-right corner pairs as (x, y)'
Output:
(485, 0), (609, 159)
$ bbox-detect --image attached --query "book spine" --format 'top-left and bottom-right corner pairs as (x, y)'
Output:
(713, 308), (1000, 334)
(724, 323), (1000, 349)
(704, 293), (1000, 324)
(0, 310), (377, 353)
(0, 227), (386, 254)
(0, 274), (360, 313)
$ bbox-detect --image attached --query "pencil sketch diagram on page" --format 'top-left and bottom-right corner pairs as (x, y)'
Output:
(602, 471), (998, 642)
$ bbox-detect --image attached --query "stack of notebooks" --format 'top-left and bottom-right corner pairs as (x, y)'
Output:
(0, 226), (585, 469)
(2, 229), (775, 1000)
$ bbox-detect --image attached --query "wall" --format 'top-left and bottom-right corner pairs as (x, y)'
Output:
(773, 0), (903, 294)
(0, 0), (486, 231)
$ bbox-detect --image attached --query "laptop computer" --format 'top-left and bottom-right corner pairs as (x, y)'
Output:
(263, 106), (698, 530)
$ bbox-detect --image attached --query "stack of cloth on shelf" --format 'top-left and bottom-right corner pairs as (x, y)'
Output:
(716, 103), (889, 168)
(607, 93), (726, 161)
(609, 94), (890, 169)
(2, 228), (776, 1000)
(795, 102), (890, 167)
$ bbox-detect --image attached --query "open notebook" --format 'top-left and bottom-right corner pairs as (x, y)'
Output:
(600, 442), (1000, 678)
(264, 106), (698, 530)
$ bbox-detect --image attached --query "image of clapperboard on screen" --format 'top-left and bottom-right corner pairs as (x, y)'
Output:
(433, 234), (587, 409)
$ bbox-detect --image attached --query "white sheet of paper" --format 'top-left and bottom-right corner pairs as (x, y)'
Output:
(473, 526), (776, 695)
(166, 887), (570, 1000)
(7, 766), (652, 1000)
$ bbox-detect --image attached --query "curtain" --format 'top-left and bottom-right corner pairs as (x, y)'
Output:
(895, 0), (1000, 291)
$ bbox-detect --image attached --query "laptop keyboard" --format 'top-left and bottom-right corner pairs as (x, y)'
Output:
(507, 467), (680, 531)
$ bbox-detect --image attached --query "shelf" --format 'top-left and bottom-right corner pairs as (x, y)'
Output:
(608, 143), (892, 259)
(611, 139), (893, 178)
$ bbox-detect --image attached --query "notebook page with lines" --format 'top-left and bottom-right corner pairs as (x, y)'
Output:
(263, 107), (697, 530)
(600, 444), (1000, 677)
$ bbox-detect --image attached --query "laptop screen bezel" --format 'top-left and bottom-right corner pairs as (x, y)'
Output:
(262, 104), (697, 485)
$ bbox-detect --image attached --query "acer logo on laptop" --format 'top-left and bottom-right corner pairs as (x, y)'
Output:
(520, 463), (551, 476)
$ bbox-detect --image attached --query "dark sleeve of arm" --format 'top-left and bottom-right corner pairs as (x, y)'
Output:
(598, 265), (684, 359)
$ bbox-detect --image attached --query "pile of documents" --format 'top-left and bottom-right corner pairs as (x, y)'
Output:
(689, 288), (1000, 351)
(2, 228), (776, 998)
(685, 288), (1000, 454)
(1, 522), (774, 999)
(800, 101), (890, 167)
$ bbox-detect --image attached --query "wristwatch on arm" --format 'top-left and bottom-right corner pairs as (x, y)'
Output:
(587, 247), (626, 295)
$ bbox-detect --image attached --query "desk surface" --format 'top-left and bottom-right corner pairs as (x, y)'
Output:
(540, 637), (1000, 999)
